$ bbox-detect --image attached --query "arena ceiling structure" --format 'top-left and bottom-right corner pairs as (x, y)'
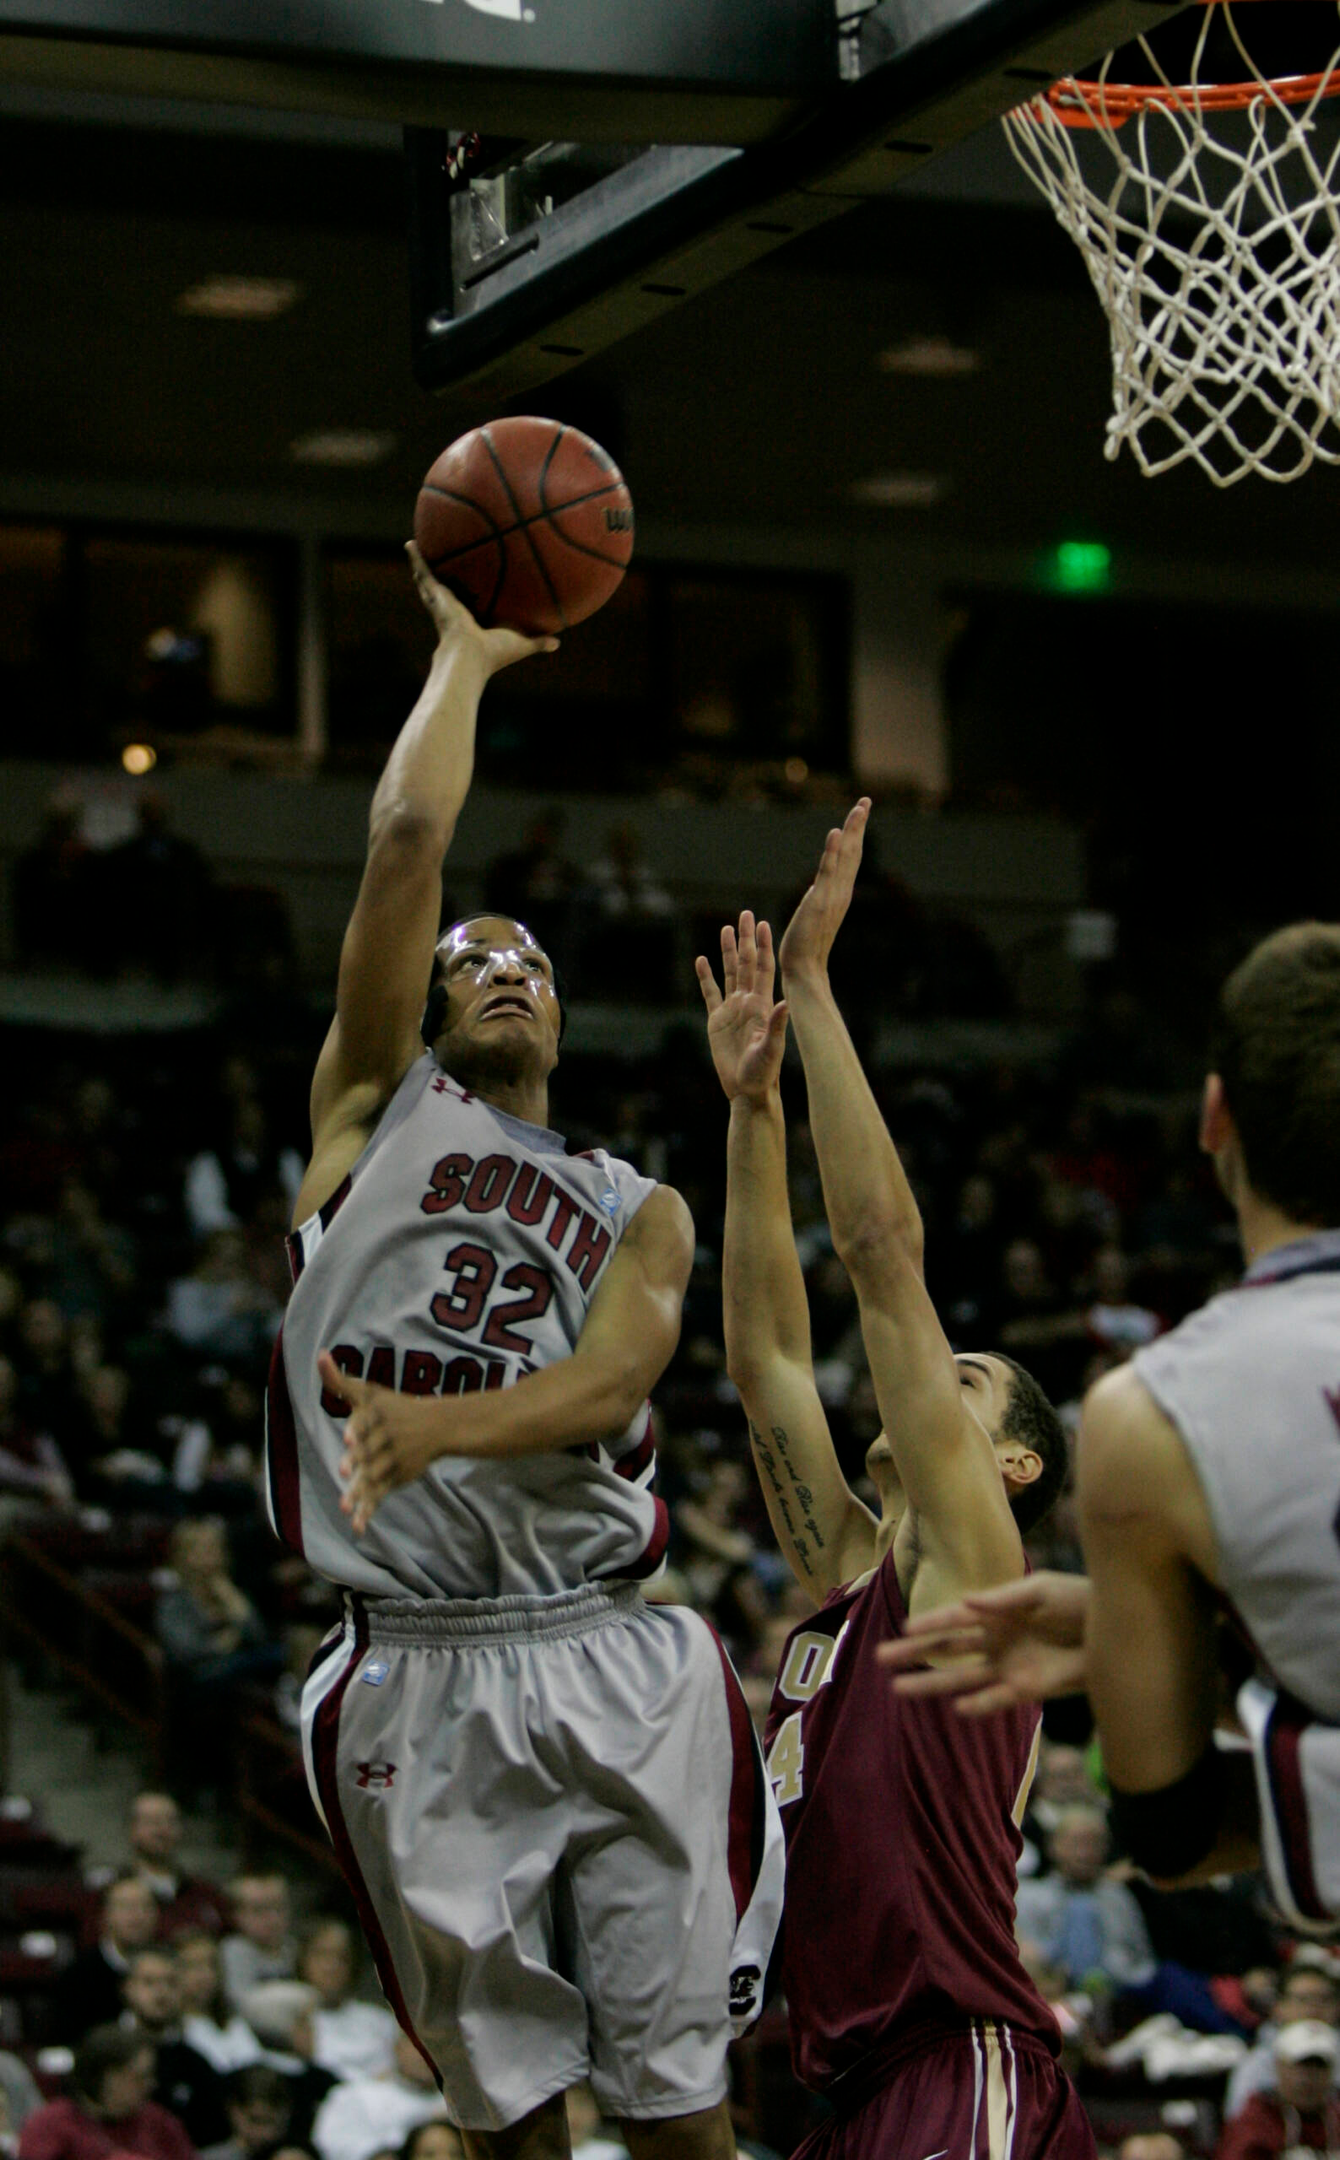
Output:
(2, 0), (1340, 571)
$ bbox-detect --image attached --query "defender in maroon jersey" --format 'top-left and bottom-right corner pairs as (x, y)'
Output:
(696, 803), (1094, 2160)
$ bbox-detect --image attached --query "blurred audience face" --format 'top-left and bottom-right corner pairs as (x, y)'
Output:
(175, 1936), (222, 2015)
(1003, 1240), (1050, 1303)
(130, 1793), (181, 1866)
(1117, 2139), (1185, 2160)
(1278, 1969), (1340, 2026)
(172, 1519), (232, 1583)
(1049, 1808), (1110, 1887)
(232, 1876), (290, 1950)
(299, 1923), (353, 2007)
(1036, 1745), (1095, 1808)
(20, 1299), (67, 1369)
(1276, 2050), (1336, 2114)
(124, 1951), (180, 2033)
(403, 2127), (463, 2160)
(94, 2047), (155, 2120)
(229, 2089), (291, 2153)
(104, 1877), (158, 1952)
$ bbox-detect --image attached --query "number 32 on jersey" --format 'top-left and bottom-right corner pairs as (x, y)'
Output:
(765, 1624), (846, 1806)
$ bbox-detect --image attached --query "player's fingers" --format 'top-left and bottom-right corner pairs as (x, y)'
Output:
(766, 1001), (789, 1048)
(887, 1663), (992, 1699)
(952, 1682), (1023, 1720)
(695, 956), (722, 1012)
(755, 918), (776, 997)
(897, 1598), (981, 1640)
(318, 1351), (367, 1408)
(737, 910), (757, 994)
(720, 922), (738, 996)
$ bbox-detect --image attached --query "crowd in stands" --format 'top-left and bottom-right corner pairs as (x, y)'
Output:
(0, 797), (1324, 2160)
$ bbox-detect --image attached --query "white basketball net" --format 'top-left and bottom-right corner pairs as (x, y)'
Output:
(1002, 3), (1340, 484)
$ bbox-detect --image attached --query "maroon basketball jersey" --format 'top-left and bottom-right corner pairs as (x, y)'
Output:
(764, 1549), (1058, 2092)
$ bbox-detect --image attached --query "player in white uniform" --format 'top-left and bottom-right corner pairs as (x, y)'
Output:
(884, 923), (1340, 1924)
(269, 546), (782, 2160)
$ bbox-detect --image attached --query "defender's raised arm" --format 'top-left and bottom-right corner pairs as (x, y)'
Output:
(698, 914), (878, 1600)
(296, 549), (555, 1225)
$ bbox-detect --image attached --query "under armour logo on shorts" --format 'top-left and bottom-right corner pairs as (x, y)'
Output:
(355, 1761), (397, 1789)
(362, 1662), (390, 1686)
(729, 1963), (761, 2019)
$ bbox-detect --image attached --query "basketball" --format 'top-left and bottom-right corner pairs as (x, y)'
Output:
(413, 416), (634, 637)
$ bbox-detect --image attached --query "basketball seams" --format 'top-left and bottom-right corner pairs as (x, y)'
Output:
(416, 481), (508, 620)
(479, 422), (568, 630)
(538, 423), (632, 571)
(541, 522), (634, 570)
(416, 478), (628, 565)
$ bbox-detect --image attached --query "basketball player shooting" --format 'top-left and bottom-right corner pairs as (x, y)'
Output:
(266, 545), (783, 2160)
(884, 925), (1340, 1928)
(695, 800), (1093, 2160)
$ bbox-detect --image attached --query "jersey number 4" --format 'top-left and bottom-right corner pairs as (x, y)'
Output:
(766, 1713), (804, 1807)
(431, 1241), (554, 1354)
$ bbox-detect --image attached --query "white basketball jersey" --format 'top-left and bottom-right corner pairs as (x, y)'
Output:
(1133, 1230), (1340, 1925)
(266, 1054), (667, 1601)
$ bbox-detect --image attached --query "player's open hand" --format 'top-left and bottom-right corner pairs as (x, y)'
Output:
(695, 912), (788, 1103)
(778, 798), (871, 984)
(318, 1351), (448, 1534)
(877, 1570), (1091, 1716)
(406, 540), (559, 675)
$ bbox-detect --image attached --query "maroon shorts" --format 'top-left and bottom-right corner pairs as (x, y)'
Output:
(793, 2021), (1095, 2160)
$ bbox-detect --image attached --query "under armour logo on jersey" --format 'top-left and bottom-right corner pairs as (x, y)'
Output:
(729, 1963), (761, 2019)
(599, 1189), (620, 1213)
(355, 1761), (397, 1789)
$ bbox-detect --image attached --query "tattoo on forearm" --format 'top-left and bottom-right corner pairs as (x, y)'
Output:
(748, 1419), (828, 1576)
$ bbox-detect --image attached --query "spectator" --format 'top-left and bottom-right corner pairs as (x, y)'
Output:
(17, 2026), (195, 2160)
(235, 1986), (335, 2148)
(220, 1881), (297, 2012)
(580, 822), (677, 1002)
(1015, 1806), (1157, 1996)
(199, 2066), (293, 2160)
(155, 1520), (280, 1719)
(0, 2060), (41, 2143)
(175, 1937), (264, 2077)
(12, 1299), (78, 1449)
(121, 1948), (228, 2150)
(125, 1794), (231, 1941)
(1218, 2022), (1340, 2158)
(296, 1925), (396, 2085)
(1226, 1960), (1340, 2118)
(162, 1232), (283, 1369)
(398, 2131), (461, 2160)
(184, 1084), (303, 1245)
(0, 1352), (73, 1512)
(55, 1876), (161, 2040)
(12, 793), (96, 973)
(101, 793), (213, 985)
(1118, 2141), (1186, 2160)
(309, 2038), (445, 2160)
(481, 808), (579, 976)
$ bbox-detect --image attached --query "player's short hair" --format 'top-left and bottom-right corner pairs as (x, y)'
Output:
(995, 1355), (1068, 1535)
(1211, 922), (1340, 1227)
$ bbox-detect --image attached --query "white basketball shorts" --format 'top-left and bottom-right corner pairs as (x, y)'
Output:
(300, 1582), (785, 2132)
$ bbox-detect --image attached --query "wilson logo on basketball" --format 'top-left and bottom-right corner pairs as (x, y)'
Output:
(355, 1762), (398, 1790)
(604, 507), (633, 532)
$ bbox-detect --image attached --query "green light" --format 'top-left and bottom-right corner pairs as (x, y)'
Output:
(1053, 540), (1111, 593)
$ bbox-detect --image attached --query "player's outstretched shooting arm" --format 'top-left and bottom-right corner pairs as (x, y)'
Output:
(697, 913), (880, 1601)
(778, 802), (1025, 1616)
(294, 545), (557, 1231)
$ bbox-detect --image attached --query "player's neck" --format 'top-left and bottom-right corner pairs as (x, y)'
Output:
(1235, 1184), (1324, 1270)
(473, 1075), (552, 1129)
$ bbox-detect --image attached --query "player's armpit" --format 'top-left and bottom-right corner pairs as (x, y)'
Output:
(1078, 1364), (1223, 1801)
(736, 1359), (878, 1600)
